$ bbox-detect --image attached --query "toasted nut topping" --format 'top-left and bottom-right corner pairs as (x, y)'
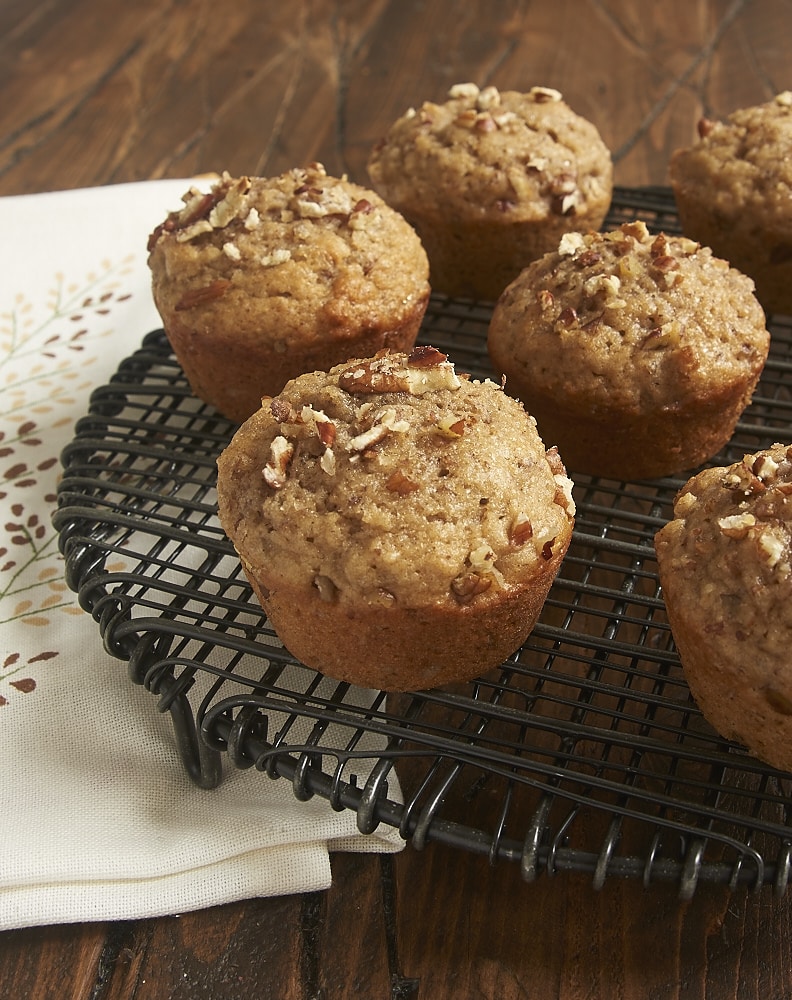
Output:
(339, 356), (413, 394)
(545, 446), (566, 478)
(263, 436), (294, 489)
(475, 115), (497, 133)
(722, 459), (766, 495)
(270, 397), (298, 423)
(319, 448), (336, 476)
(529, 85), (563, 103)
(348, 422), (390, 454)
(338, 350), (461, 395)
(717, 512), (756, 538)
(758, 529), (787, 569)
(509, 515), (534, 546)
(436, 416), (466, 439)
(468, 543), (506, 588)
(476, 85), (501, 110)
(386, 470), (420, 494)
(559, 306), (578, 326)
(752, 453), (780, 481)
(301, 405), (337, 447)
(450, 572), (492, 603)
(408, 345), (448, 367)
(674, 491), (698, 517)
(448, 82), (480, 100)
(697, 117), (715, 138)
(553, 474), (576, 515)
(260, 248), (291, 267)
(558, 232), (586, 256)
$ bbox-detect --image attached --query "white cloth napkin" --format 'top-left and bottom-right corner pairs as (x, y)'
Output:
(0, 180), (403, 931)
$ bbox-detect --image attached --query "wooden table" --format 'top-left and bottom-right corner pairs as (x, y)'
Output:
(3, 1), (792, 996)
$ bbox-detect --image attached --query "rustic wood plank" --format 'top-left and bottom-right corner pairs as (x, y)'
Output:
(390, 838), (792, 999)
(314, 853), (399, 997)
(3, 0), (792, 196)
(96, 895), (309, 1000)
(0, 921), (111, 998)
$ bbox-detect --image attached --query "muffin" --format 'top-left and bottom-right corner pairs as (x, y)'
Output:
(669, 91), (792, 315)
(487, 221), (770, 480)
(367, 82), (613, 302)
(148, 164), (430, 423)
(216, 346), (576, 691)
(655, 445), (792, 772)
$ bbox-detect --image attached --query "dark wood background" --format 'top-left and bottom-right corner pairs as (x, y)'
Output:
(3, 1), (792, 997)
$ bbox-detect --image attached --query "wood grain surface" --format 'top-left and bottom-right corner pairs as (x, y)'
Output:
(3, 1), (792, 997)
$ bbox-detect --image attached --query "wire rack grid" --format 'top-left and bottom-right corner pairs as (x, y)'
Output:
(53, 188), (792, 899)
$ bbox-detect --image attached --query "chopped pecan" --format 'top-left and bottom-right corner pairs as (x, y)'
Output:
(451, 571), (492, 603)
(339, 350), (460, 396)
(576, 249), (602, 268)
(509, 515), (534, 547)
(262, 436), (294, 489)
(529, 86), (562, 103)
(717, 512), (756, 538)
(436, 416), (466, 439)
(348, 423), (390, 454)
(174, 279), (232, 311)
(339, 357), (410, 395)
(408, 345), (448, 368)
(545, 446), (566, 477)
(386, 470), (420, 494)
(697, 117), (715, 139)
(270, 397), (298, 423)
(722, 458), (766, 496)
(558, 306), (578, 326)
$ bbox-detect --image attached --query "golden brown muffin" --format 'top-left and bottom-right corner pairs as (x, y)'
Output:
(216, 347), (576, 691)
(487, 221), (770, 480)
(669, 91), (792, 315)
(148, 165), (430, 423)
(655, 445), (792, 772)
(367, 82), (613, 302)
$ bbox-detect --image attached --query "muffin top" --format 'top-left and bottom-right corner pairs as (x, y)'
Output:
(669, 92), (792, 227)
(147, 164), (429, 346)
(367, 83), (612, 223)
(216, 347), (576, 609)
(488, 220), (769, 412)
(655, 444), (792, 656)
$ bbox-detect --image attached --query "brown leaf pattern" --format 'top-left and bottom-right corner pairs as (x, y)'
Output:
(0, 259), (134, 705)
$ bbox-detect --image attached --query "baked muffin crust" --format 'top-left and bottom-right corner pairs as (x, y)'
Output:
(655, 444), (792, 771)
(148, 165), (430, 421)
(367, 83), (612, 300)
(217, 347), (576, 690)
(488, 221), (769, 479)
(669, 91), (792, 315)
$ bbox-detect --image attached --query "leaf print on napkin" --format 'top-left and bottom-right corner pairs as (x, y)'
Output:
(0, 257), (136, 703)
(0, 650), (58, 705)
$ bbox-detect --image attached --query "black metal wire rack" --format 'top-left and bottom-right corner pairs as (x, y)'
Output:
(53, 187), (792, 898)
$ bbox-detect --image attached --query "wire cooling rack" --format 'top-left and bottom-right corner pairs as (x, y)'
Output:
(54, 188), (792, 898)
